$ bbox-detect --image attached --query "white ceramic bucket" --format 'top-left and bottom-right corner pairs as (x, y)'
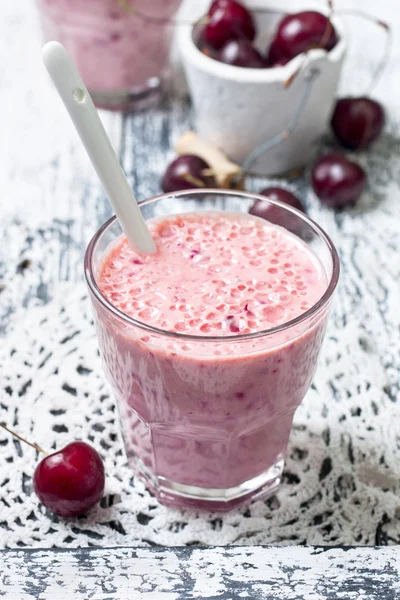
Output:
(178, 2), (347, 176)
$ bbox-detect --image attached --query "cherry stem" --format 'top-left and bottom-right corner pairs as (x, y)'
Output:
(202, 168), (217, 177)
(336, 9), (392, 95)
(0, 422), (48, 455)
(240, 67), (320, 177)
(181, 173), (206, 188)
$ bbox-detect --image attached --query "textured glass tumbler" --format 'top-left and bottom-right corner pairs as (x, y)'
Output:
(36, 0), (182, 111)
(85, 190), (339, 511)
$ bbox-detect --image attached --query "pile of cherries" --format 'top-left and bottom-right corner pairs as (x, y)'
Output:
(162, 0), (385, 211)
(198, 0), (338, 69)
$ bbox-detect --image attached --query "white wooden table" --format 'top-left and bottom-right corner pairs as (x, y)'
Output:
(1, 0), (399, 329)
(1, 545), (400, 599)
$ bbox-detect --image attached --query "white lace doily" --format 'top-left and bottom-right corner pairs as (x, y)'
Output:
(1, 0), (400, 551)
(1, 147), (400, 547)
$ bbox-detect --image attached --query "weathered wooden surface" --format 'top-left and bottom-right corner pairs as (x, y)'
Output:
(1, 0), (400, 330)
(1, 545), (400, 599)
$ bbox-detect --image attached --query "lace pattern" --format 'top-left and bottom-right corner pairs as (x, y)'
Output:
(1, 0), (400, 549)
(1, 148), (400, 547)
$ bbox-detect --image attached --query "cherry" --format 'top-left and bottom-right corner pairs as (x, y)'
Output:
(311, 152), (367, 208)
(193, 21), (217, 59)
(33, 441), (105, 518)
(268, 57), (290, 68)
(0, 423), (105, 518)
(249, 187), (306, 234)
(161, 155), (216, 193)
(258, 187), (305, 212)
(266, 11), (338, 65)
(203, 0), (256, 51)
(199, 42), (217, 60)
(331, 97), (385, 151)
(218, 39), (265, 68)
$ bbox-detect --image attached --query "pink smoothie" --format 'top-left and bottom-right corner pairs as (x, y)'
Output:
(93, 211), (329, 509)
(37, 0), (181, 106)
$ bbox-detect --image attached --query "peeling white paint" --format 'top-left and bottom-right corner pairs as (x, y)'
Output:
(1, 547), (400, 599)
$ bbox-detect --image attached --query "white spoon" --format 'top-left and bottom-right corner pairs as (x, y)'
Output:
(42, 41), (156, 255)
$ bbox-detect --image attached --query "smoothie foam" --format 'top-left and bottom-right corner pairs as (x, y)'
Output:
(99, 212), (326, 341)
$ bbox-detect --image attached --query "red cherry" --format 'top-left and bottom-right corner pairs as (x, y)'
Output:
(193, 21), (217, 59)
(259, 187), (305, 212)
(217, 39), (266, 68)
(161, 155), (216, 193)
(267, 11), (338, 64)
(249, 187), (306, 234)
(268, 57), (290, 68)
(331, 97), (385, 151)
(199, 42), (217, 60)
(311, 152), (366, 208)
(203, 0), (256, 51)
(33, 441), (105, 518)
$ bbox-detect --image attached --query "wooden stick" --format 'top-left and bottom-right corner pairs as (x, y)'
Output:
(175, 131), (243, 189)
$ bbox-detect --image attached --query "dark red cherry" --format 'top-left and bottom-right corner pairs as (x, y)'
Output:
(217, 39), (265, 68)
(311, 152), (366, 208)
(161, 155), (216, 193)
(331, 97), (385, 150)
(268, 57), (290, 67)
(267, 11), (338, 64)
(259, 187), (305, 212)
(249, 187), (306, 234)
(193, 21), (218, 59)
(203, 0), (256, 51)
(33, 441), (105, 518)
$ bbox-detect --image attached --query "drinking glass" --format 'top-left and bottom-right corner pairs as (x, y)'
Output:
(85, 190), (339, 511)
(36, 0), (182, 111)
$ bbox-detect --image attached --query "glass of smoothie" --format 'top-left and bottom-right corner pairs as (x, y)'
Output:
(36, 0), (182, 111)
(85, 190), (339, 511)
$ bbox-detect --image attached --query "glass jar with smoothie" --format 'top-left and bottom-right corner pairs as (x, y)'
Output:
(36, 0), (182, 111)
(85, 190), (339, 511)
